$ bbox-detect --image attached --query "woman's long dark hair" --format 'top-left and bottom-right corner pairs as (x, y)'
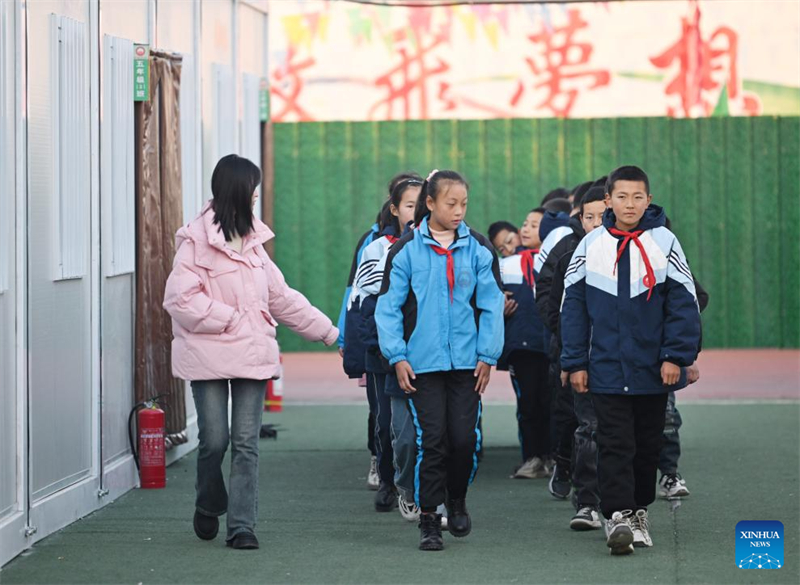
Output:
(210, 154), (262, 241)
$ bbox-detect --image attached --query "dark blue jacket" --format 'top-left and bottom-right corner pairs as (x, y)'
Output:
(340, 223), (380, 377)
(560, 205), (701, 395)
(337, 223), (380, 349)
(497, 247), (551, 370)
(376, 218), (505, 374)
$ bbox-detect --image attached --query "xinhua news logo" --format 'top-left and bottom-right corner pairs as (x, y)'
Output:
(736, 521), (784, 569)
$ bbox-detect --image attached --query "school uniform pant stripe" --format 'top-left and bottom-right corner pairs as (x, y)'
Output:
(407, 398), (424, 508)
(468, 401), (483, 485)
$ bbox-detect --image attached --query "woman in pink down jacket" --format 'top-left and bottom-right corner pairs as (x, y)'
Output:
(164, 155), (338, 550)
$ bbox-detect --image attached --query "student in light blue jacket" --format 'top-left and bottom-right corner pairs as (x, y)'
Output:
(376, 170), (504, 552)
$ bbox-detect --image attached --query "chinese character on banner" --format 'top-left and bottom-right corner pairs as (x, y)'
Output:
(368, 28), (451, 121)
(516, 9), (610, 118)
(271, 48), (316, 122)
(650, 1), (760, 117)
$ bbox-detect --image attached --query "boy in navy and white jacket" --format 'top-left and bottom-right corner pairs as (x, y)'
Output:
(561, 166), (700, 555)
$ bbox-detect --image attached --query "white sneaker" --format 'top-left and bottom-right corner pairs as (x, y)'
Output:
(511, 457), (549, 479)
(398, 495), (420, 522)
(632, 509), (653, 548)
(605, 510), (635, 555)
(367, 456), (379, 491)
(659, 474), (690, 499)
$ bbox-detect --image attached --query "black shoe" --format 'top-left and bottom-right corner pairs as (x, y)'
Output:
(226, 532), (260, 550)
(445, 498), (471, 538)
(374, 482), (398, 512)
(419, 513), (444, 551)
(548, 462), (572, 500)
(193, 511), (219, 541)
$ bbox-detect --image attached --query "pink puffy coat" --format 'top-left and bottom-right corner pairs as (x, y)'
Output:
(163, 203), (338, 381)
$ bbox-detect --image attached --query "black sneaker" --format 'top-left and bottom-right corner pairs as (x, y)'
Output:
(419, 513), (444, 551)
(548, 462), (572, 500)
(374, 482), (398, 512)
(570, 505), (602, 531)
(226, 532), (260, 550)
(193, 511), (219, 541)
(445, 498), (472, 538)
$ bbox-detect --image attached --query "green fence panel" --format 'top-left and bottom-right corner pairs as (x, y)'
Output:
(779, 118), (800, 347)
(273, 116), (800, 351)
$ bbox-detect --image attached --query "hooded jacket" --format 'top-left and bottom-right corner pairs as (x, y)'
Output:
(163, 203), (337, 381)
(560, 205), (701, 394)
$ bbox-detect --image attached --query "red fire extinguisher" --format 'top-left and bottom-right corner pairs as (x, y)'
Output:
(264, 355), (284, 412)
(128, 398), (166, 489)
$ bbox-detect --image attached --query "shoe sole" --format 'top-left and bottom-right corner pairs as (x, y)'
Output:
(448, 524), (471, 538)
(367, 483), (380, 491)
(570, 519), (602, 531)
(610, 544), (635, 555)
(607, 526), (634, 554)
(419, 543), (444, 551)
(511, 471), (550, 479)
(193, 515), (219, 541)
(633, 540), (653, 548)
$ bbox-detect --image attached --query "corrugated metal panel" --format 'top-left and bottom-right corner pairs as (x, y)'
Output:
(51, 15), (90, 280)
(101, 35), (134, 276)
(273, 117), (800, 351)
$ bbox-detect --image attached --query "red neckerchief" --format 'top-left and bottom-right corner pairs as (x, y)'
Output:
(608, 228), (655, 301)
(519, 249), (538, 288)
(386, 235), (398, 244)
(431, 246), (455, 303)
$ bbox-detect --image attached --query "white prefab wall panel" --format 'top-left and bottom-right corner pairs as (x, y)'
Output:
(214, 63), (236, 161)
(101, 35), (135, 276)
(29, 6), (93, 503)
(51, 15), (90, 281)
(0, 0), (18, 524)
(180, 52), (200, 222)
(0, 5), (13, 295)
(241, 72), (261, 181)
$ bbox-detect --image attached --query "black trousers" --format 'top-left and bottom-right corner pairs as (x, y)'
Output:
(407, 370), (482, 512)
(592, 392), (668, 519)
(368, 372), (395, 485)
(551, 371), (578, 467)
(508, 352), (551, 461)
(572, 390), (599, 508)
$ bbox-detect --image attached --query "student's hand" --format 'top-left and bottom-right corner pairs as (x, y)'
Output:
(686, 362), (700, 385)
(503, 292), (518, 317)
(474, 361), (492, 394)
(661, 361), (681, 386)
(570, 370), (589, 394)
(338, 347), (344, 358)
(560, 371), (569, 387)
(395, 361), (417, 394)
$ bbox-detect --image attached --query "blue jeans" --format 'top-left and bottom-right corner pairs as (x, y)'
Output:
(390, 396), (417, 502)
(191, 379), (265, 541)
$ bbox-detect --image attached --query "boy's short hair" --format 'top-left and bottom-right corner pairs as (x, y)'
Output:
(530, 206), (546, 215)
(570, 181), (594, 210)
(488, 221), (518, 243)
(605, 166), (650, 195)
(579, 186), (607, 216)
(543, 197), (572, 215)
(540, 187), (570, 206)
